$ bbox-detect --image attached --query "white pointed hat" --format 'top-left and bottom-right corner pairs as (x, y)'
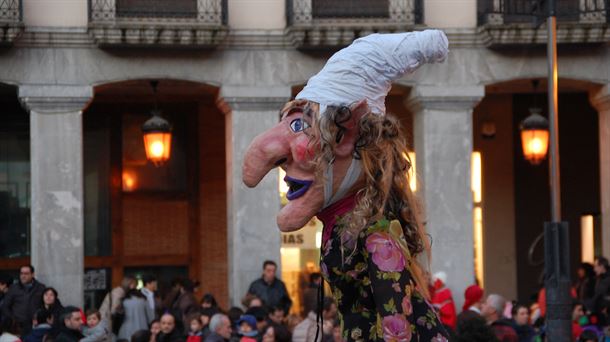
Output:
(296, 30), (449, 115)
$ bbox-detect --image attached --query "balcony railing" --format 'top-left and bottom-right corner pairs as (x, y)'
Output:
(286, 0), (423, 48)
(0, 0), (23, 45)
(478, 0), (609, 45)
(479, 0), (608, 25)
(88, 0), (228, 48)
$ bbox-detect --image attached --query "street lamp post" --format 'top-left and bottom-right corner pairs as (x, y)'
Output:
(543, 0), (571, 340)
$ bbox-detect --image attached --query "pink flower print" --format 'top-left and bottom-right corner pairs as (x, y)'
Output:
(392, 282), (401, 293)
(401, 297), (413, 316)
(382, 314), (412, 342)
(365, 232), (406, 272)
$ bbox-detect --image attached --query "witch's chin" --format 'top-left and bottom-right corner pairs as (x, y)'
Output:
(276, 216), (310, 232)
(276, 198), (322, 232)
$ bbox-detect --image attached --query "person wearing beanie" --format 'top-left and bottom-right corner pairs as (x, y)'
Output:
(243, 30), (450, 341)
(456, 285), (494, 339)
(431, 272), (457, 331)
(235, 315), (257, 342)
(458, 285), (483, 322)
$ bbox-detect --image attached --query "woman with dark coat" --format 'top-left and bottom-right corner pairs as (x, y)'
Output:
(41, 287), (64, 332)
(575, 262), (596, 302)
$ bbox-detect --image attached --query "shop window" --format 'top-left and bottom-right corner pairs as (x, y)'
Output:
(84, 114), (112, 256)
(0, 90), (30, 259)
(280, 218), (323, 316)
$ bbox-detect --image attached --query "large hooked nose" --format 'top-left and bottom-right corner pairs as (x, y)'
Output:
(242, 123), (291, 188)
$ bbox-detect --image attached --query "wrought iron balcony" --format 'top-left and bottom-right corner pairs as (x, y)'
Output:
(286, 0), (423, 49)
(88, 0), (228, 48)
(0, 0), (23, 45)
(478, 0), (609, 46)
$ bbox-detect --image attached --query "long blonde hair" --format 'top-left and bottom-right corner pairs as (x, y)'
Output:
(312, 104), (431, 298)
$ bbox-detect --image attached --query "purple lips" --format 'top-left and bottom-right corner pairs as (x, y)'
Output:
(284, 176), (313, 201)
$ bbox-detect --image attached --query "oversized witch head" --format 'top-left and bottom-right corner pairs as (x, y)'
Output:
(243, 30), (449, 233)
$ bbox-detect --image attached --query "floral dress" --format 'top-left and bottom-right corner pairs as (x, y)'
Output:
(320, 216), (449, 342)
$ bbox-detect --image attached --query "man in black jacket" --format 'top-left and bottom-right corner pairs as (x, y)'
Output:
(586, 256), (610, 316)
(0, 265), (46, 335)
(54, 306), (84, 342)
(245, 261), (292, 314)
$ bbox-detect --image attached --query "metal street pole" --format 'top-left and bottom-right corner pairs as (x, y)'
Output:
(547, 0), (560, 222)
(544, 0), (571, 340)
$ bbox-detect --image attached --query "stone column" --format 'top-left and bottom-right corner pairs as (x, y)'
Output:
(407, 85), (484, 310)
(219, 86), (290, 307)
(591, 85), (610, 258)
(19, 85), (93, 308)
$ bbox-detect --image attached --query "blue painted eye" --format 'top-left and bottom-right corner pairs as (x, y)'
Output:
(290, 118), (310, 132)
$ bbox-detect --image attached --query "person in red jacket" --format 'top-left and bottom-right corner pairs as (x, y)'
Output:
(431, 272), (457, 331)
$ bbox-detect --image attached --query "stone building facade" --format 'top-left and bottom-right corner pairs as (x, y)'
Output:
(0, 0), (608, 311)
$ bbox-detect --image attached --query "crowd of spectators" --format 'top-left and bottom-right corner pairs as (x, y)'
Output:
(431, 256), (610, 342)
(0, 261), (339, 342)
(2, 256), (608, 342)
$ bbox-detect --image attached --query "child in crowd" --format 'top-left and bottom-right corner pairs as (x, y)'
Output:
(82, 309), (110, 342)
(186, 315), (204, 342)
(24, 309), (53, 342)
(236, 315), (258, 342)
(199, 308), (217, 339)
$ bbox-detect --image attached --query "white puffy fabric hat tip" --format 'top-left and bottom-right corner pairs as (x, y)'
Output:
(296, 29), (449, 115)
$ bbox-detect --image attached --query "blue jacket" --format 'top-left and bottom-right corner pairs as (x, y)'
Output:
(23, 324), (52, 342)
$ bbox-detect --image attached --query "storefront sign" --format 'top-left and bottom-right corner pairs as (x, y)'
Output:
(280, 218), (322, 249)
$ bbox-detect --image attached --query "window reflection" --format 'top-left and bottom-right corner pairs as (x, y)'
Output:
(84, 113), (112, 256)
(0, 92), (30, 258)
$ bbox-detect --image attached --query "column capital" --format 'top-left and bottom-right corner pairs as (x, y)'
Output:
(590, 84), (610, 112)
(406, 85), (485, 112)
(218, 85), (291, 113)
(19, 85), (93, 114)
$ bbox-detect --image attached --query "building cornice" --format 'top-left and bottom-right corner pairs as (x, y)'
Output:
(3, 25), (609, 50)
(19, 85), (93, 114)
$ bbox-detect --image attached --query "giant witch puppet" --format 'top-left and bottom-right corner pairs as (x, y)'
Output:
(243, 30), (450, 341)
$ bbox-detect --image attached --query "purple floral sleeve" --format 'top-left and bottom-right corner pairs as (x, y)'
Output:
(363, 219), (449, 341)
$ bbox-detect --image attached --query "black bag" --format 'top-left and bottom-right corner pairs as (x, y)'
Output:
(111, 311), (125, 335)
(109, 291), (125, 335)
